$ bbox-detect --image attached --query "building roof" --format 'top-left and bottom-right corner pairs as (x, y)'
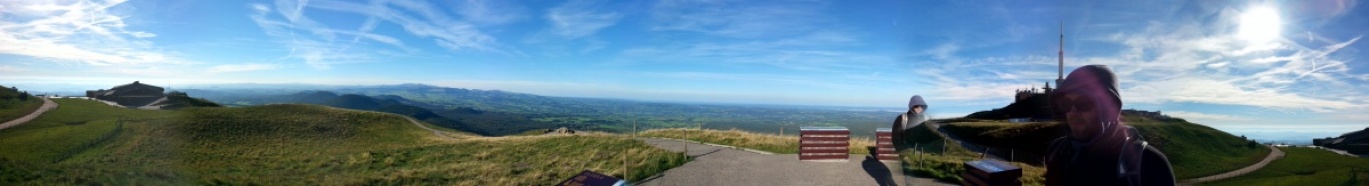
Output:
(110, 81), (163, 90)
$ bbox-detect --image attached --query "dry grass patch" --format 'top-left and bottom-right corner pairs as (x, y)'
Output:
(639, 128), (874, 154)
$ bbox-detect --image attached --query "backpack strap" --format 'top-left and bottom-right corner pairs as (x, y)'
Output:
(1118, 126), (1148, 186)
(900, 113), (908, 130)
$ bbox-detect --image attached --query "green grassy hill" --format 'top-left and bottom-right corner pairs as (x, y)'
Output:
(0, 85), (42, 123)
(0, 99), (685, 185)
(932, 117), (1270, 181)
(1207, 147), (1369, 186)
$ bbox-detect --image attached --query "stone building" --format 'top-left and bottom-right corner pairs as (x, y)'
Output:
(86, 81), (167, 107)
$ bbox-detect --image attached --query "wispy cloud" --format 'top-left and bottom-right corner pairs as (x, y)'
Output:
(650, 0), (830, 38)
(1164, 111), (1254, 122)
(208, 63), (279, 73)
(911, 4), (1368, 113)
(0, 0), (169, 65)
(248, 0), (519, 69)
(547, 0), (622, 39)
(617, 31), (881, 72)
(453, 0), (528, 26)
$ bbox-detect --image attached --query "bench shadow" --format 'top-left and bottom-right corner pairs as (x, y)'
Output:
(862, 146), (897, 186)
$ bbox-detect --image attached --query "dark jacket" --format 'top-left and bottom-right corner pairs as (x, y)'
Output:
(893, 96), (929, 147)
(1044, 127), (1176, 186)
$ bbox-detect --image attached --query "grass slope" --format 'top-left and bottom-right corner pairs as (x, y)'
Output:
(936, 118), (1269, 180)
(1206, 147), (1369, 186)
(897, 123), (1047, 185)
(0, 85), (42, 123)
(0, 99), (685, 185)
(639, 128), (874, 154)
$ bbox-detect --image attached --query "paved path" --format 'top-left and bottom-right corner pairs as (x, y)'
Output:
(636, 138), (955, 186)
(0, 97), (57, 131)
(1178, 146), (1285, 185)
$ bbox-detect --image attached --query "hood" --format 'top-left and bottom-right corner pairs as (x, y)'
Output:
(908, 95), (928, 111)
(1052, 64), (1122, 119)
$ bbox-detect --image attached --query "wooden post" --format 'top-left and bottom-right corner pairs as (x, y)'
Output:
(628, 121), (636, 180)
(780, 126), (784, 136)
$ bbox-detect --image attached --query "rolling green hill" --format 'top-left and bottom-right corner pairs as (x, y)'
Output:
(0, 85), (42, 123)
(932, 117), (1270, 180)
(1207, 147), (1369, 186)
(0, 99), (685, 185)
(194, 91), (491, 135)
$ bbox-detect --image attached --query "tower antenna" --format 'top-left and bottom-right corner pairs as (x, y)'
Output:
(1056, 21), (1065, 86)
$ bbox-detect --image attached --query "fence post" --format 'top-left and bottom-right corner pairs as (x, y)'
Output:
(683, 127), (688, 158)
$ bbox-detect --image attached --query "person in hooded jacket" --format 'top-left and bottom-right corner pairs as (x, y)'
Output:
(892, 95), (929, 148)
(1044, 65), (1176, 186)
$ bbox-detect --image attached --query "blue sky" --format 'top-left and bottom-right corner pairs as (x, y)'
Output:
(1, 0), (1366, 139)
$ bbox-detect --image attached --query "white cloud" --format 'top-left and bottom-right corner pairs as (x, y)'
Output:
(208, 63), (279, 73)
(650, 0), (830, 38)
(911, 5), (1368, 114)
(0, 0), (169, 65)
(0, 65), (25, 73)
(454, 0), (527, 26)
(617, 31), (878, 72)
(547, 0), (622, 39)
(249, 0), (518, 69)
(1164, 111), (1254, 122)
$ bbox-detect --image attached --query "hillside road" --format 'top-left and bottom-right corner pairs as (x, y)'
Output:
(1178, 145), (1285, 185)
(0, 97), (57, 131)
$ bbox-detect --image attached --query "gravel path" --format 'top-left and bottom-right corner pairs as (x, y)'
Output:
(1178, 145), (1285, 185)
(318, 105), (458, 139)
(636, 138), (955, 186)
(0, 97), (57, 131)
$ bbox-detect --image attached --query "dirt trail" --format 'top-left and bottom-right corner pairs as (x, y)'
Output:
(1178, 146), (1285, 185)
(0, 97), (57, 131)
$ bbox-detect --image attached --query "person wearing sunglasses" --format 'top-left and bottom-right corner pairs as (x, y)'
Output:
(892, 95), (928, 148)
(1044, 65), (1175, 186)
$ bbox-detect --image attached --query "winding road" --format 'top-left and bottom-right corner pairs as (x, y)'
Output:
(0, 97), (57, 131)
(1178, 146), (1285, 185)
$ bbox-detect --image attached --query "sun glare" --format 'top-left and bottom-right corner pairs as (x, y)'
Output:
(1237, 6), (1282, 42)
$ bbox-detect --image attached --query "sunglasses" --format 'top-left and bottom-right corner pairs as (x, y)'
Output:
(1053, 93), (1095, 114)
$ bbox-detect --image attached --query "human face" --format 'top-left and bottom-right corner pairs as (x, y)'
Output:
(913, 106), (924, 114)
(1057, 93), (1101, 140)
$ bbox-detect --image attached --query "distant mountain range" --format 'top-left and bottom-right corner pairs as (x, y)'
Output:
(182, 83), (899, 137)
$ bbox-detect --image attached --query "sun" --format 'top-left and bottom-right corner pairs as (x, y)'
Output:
(1237, 6), (1283, 42)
